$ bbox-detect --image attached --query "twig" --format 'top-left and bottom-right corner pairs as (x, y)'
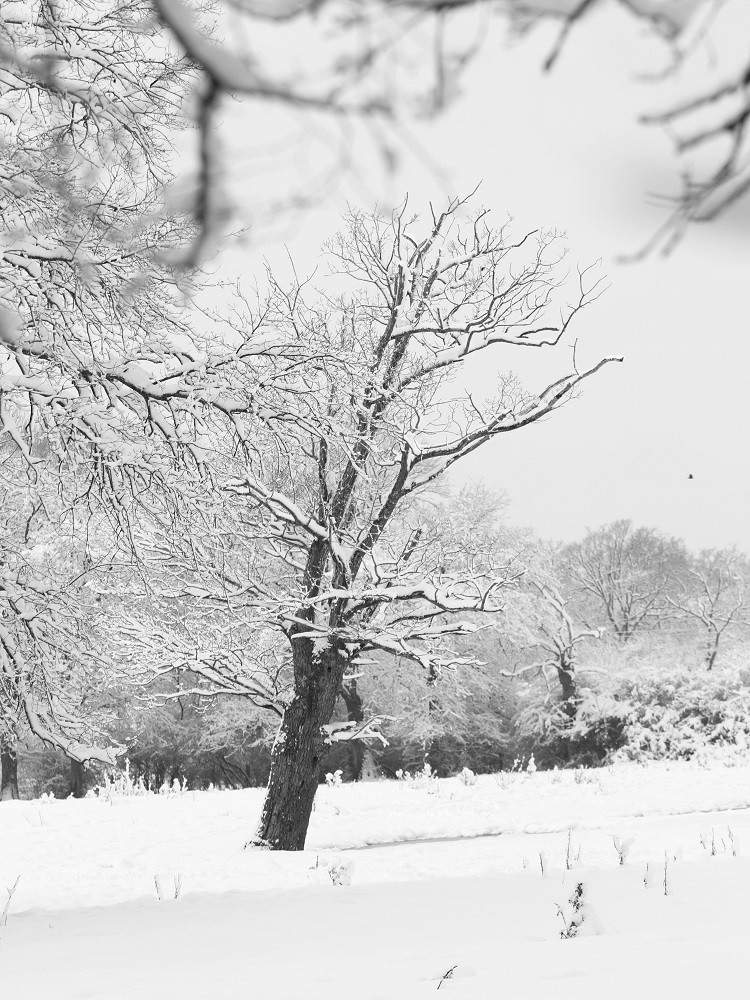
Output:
(1, 876), (21, 929)
(437, 965), (458, 990)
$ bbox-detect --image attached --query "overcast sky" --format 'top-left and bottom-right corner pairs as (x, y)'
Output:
(214, 1), (750, 554)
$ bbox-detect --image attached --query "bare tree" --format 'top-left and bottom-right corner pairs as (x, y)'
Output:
(500, 545), (604, 762)
(0, 741), (19, 800)
(151, 0), (748, 258)
(111, 196), (619, 845)
(511, 580), (602, 717)
(340, 484), (517, 776)
(0, 2), (207, 764)
(667, 548), (748, 670)
(563, 520), (688, 642)
(499, 0), (749, 252)
(128, 196), (618, 849)
(0, 464), (121, 770)
(0, 0), (214, 482)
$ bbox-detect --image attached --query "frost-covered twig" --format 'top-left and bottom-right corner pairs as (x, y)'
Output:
(437, 965), (458, 990)
(1, 876), (21, 930)
(322, 716), (394, 747)
(613, 836), (635, 866)
(565, 827), (582, 870)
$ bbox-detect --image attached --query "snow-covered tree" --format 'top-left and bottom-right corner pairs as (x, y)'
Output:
(0, 461), (121, 777)
(508, 558), (602, 706)
(562, 520), (688, 642)
(153, 0), (749, 257)
(334, 484), (519, 777)
(0, 0), (214, 487)
(667, 547), (748, 671)
(125, 195), (619, 849)
(0, 0), (206, 769)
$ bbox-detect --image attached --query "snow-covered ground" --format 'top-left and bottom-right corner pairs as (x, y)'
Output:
(2, 760), (749, 998)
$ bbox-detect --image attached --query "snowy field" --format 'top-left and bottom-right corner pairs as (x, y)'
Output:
(2, 760), (750, 999)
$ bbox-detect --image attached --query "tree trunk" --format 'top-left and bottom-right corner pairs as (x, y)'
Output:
(0, 744), (20, 801)
(706, 631), (719, 671)
(69, 758), (85, 798)
(218, 754), (251, 789)
(558, 665), (577, 721)
(557, 661), (577, 764)
(423, 662), (439, 769)
(255, 643), (346, 850)
(340, 678), (365, 781)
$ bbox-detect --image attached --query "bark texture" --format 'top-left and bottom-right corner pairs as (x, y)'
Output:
(256, 642), (346, 850)
(0, 743), (20, 801)
(69, 758), (85, 798)
(557, 662), (577, 722)
(340, 678), (365, 781)
(557, 660), (577, 763)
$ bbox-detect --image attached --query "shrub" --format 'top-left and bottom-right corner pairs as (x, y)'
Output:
(610, 666), (750, 762)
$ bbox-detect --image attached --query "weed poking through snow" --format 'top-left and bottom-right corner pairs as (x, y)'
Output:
(437, 965), (458, 990)
(557, 881), (603, 938)
(396, 762), (439, 792)
(727, 827), (739, 857)
(699, 829), (717, 856)
(2, 876), (21, 925)
(154, 874), (182, 900)
(459, 767), (477, 787)
(556, 882), (584, 938)
(698, 827), (740, 857)
(309, 855), (353, 886)
(613, 836), (635, 865)
(0, 876), (21, 946)
(565, 827), (582, 870)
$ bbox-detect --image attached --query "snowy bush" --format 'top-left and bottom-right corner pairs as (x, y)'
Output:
(609, 666), (750, 763)
(557, 882), (585, 938)
(556, 880), (603, 938)
(325, 769), (343, 787)
(308, 855), (353, 886)
(512, 638), (750, 768)
(573, 767), (600, 785)
(493, 756), (532, 789)
(89, 761), (189, 800)
(395, 761), (439, 791)
(513, 684), (628, 769)
(459, 766), (477, 786)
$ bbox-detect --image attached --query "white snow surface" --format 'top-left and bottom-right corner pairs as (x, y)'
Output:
(2, 759), (750, 998)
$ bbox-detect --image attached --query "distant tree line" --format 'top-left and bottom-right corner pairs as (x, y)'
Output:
(4, 513), (749, 802)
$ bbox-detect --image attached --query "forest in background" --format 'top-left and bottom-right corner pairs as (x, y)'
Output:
(5, 505), (750, 800)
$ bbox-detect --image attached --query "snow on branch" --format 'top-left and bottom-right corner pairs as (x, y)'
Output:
(225, 479), (328, 540)
(22, 702), (122, 767)
(322, 715), (394, 746)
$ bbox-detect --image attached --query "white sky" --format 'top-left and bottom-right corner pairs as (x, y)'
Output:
(211, 1), (750, 554)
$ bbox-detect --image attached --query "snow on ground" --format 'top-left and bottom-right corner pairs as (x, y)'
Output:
(1, 760), (749, 999)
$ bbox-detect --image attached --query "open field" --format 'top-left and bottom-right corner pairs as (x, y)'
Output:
(2, 760), (749, 999)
